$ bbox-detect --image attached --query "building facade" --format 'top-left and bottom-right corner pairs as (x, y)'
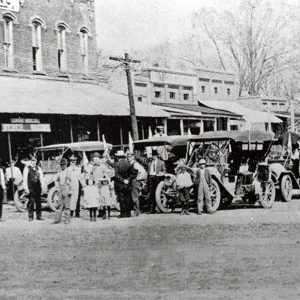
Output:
(0, 0), (97, 78)
(130, 67), (241, 135)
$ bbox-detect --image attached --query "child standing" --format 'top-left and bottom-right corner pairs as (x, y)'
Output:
(99, 176), (114, 219)
(83, 178), (100, 222)
(176, 165), (193, 215)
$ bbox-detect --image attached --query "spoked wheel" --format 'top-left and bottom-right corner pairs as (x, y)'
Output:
(259, 180), (276, 209)
(14, 190), (29, 212)
(280, 175), (293, 202)
(47, 187), (59, 211)
(206, 178), (221, 214)
(155, 181), (175, 213)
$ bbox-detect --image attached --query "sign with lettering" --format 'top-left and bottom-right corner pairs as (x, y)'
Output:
(2, 123), (51, 132)
(0, 0), (20, 12)
(10, 118), (40, 124)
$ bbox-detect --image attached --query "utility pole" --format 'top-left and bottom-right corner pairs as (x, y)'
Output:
(290, 98), (295, 132)
(109, 53), (140, 140)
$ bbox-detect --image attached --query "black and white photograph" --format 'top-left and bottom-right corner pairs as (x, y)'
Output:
(1, 0), (300, 299)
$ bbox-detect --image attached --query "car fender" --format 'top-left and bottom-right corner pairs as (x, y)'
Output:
(269, 163), (299, 189)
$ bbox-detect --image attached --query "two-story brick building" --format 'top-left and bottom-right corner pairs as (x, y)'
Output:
(0, 0), (168, 160)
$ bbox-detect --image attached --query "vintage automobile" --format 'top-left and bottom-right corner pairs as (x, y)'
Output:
(135, 130), (280, 213)
(14, 141), (113, 212)
(267, 138), (300, 202)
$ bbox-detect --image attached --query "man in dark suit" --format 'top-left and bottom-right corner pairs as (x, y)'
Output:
(148, 150), (166, 213)
(114, 150), (137, 218)
(194, 159), (212, 215)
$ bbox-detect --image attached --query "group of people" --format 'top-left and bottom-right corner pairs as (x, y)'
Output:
(0, 141), (214, 223)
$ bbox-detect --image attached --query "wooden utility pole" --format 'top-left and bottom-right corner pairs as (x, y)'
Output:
(109, 53), (140, 140)
(290, 98), (295, 132)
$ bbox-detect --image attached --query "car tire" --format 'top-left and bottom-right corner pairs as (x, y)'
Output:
(206, 178), (221, 214)
(259, 180), (276, 209)
(47, 186), (59, 212)
(155, 181), (173, 213)
(14, 189), (29, 213)
(280, 175), (293, 202)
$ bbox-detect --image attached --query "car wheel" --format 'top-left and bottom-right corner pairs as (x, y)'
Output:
(280, 175), (293, 202)
(155, 181), (173, 213)
(14, 190), (29, 213)
(259, 180), (276, 209)
(206, 178), (221, 214)
(47, 187), (59, 211)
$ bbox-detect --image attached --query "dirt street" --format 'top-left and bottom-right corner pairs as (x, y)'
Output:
(1, 201), (300, 300)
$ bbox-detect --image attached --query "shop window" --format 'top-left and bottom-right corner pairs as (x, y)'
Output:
(201, 86), (205, 93)
(227, 88), (231, 95)
(155, 91), (161, 98)
(169, 92), (175, 99)
(217, 117), (228, 131)
(57, 24), (68, 72)
(3, 16), (14, 70)
(214, 87), (218, 94)
(203, 120), (214, 132)
(167, 119), (180, 136)
(32, 19), (43, 72)
(183, 93), (189, 100)
(79, 27), (89, 74)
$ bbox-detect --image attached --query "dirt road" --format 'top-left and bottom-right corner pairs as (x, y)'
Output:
(1, 201), (300, 299)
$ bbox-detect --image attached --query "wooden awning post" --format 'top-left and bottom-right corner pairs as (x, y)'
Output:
(8, 133), (14, 199)
(70, 119), (74, 142)
(97, 119), (100, 141)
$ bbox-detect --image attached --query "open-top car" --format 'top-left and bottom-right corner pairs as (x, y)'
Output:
(267, 138), (300, 202)
(14, 141), (112, 212)
(135, 130), (281, 213)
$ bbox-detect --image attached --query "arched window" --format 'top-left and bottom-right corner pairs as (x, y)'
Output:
(31, 18), (44, 72)
(57, 23), (68, 72)
(3, 15), (14, 69)
(79, 27), (89, 74)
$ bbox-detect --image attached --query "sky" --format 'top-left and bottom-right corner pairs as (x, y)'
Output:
(95, 0), (298, 55)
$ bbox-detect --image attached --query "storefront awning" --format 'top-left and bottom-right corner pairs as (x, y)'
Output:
(0, 75), (169, 118)
(154, 102), (241, 118)
(199, 100), (282, 124)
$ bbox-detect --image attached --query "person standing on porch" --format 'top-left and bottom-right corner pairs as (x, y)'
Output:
(68, 155), (81, 218)
(23, 157), (44, 221)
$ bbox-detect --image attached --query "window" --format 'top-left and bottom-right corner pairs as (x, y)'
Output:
(3, 16), (14, 69)
(199, 77), (210, 82)
(227, 88), (231, 95)
(212, 79), (222, 83)
(214, 87), (218, 94)
(137, 96), (142, 102)
(183, 93), (189, 100)
(155, 91), (161, 98)
(169, 92), (175, 99)
(32, 20), (43, 72)
(79, 27), (89, 74)
(57, 24), (67, 72)
(201, 86), (205, 93)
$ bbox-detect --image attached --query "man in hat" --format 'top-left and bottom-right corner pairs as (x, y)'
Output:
(148, 149), (166, 213)
(195, 158), (212, 214)
(67, 155), (82, 218)
(54, 158), (71, 224)
(127, 152), (147, 216)
(153, 125), (168, 161)
(23, 156), (44, 221)
(0, 163), (5, 222)
(114, 150), (137, 218)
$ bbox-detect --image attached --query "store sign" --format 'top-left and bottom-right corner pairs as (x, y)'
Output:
(0, 0), (20, 12)
(2, 123), (51, 132)
(10, 118), (40, 124)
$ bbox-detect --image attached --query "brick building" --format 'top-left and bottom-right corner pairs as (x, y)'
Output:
(0, 0), (167, 160)
(0, 0), (97, 78)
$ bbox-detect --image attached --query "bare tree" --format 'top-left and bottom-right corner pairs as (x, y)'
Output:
(193, 0), (299, 96)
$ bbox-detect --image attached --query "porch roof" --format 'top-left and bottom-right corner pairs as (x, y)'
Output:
(0, 75), (169, 118)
